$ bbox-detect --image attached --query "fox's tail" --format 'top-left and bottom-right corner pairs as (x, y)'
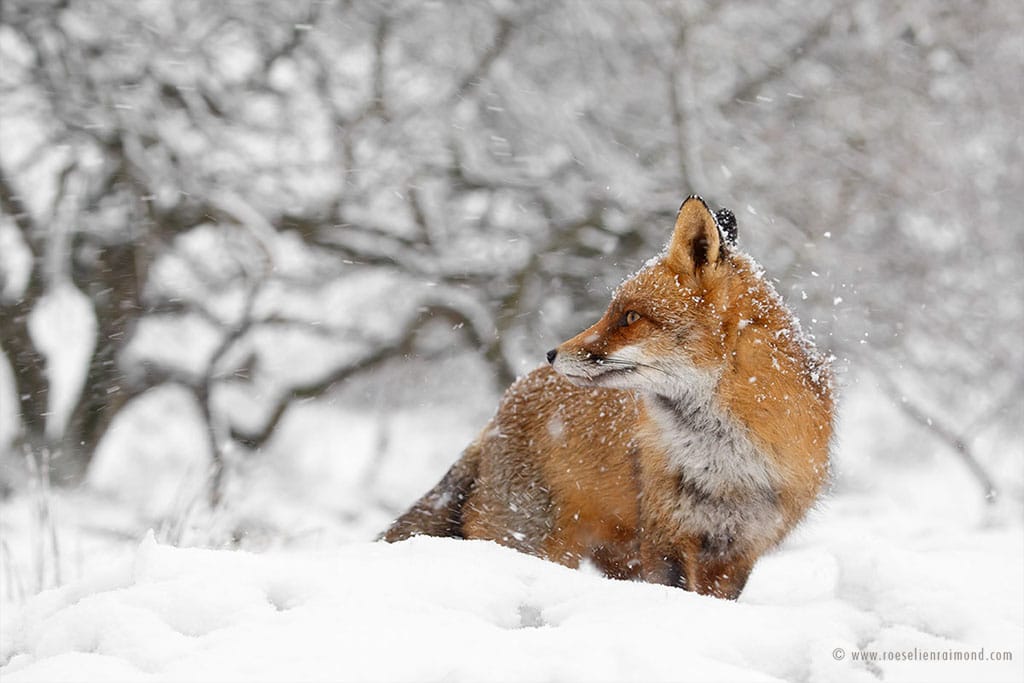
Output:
(379, 444), (480, 542)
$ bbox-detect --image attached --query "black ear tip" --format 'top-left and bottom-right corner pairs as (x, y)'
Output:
(680, 194), (709, 213)
(715, 208), (738, 245)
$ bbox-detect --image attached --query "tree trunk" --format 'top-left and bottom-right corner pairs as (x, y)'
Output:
(0, 264), (49, 455)
(1, 218), (145, 485)
(0, 167), (50, 483)
(61, 240), (144, 481)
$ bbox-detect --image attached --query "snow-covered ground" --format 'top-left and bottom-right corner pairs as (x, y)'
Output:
(1, 381), (1022, 682)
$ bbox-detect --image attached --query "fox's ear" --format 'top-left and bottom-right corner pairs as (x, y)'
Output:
(666, 195), (722, 274)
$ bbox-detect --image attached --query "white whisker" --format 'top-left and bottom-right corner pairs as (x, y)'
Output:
(599, 356), (672, 377)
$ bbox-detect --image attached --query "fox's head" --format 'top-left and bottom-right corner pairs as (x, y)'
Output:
(548, 196), (747, 400)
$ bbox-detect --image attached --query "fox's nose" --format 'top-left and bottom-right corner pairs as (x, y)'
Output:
(546, 348), (558, 364)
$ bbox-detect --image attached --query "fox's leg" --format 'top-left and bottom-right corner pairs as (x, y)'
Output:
(686, 554), (756, 600)
(640, 537), (695, 589)
(588, 533), (643, 581)
(641, 535), (754, 599)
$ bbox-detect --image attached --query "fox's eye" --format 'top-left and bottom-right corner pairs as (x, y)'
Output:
(622, 310), (642, 326)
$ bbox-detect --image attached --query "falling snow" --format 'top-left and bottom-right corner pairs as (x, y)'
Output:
(1, 1), (1022, 682)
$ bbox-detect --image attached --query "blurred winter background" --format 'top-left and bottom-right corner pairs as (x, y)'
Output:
(1, 0), (1022, 643)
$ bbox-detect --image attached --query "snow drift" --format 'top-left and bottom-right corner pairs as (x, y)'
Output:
(2, 499), (1021, 683)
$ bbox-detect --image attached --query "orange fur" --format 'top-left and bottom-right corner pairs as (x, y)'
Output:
(383, 196), (833, 599)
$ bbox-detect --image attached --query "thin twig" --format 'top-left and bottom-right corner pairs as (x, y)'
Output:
(863, 356), (998, 504)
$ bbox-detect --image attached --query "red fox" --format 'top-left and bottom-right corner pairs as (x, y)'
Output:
(383, 196), (833, 599)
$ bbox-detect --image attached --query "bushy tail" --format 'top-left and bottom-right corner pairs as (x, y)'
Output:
(380, 445), (480, 542)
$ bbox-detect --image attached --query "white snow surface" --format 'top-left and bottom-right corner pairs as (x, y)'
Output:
(1, 488), (1022, 682)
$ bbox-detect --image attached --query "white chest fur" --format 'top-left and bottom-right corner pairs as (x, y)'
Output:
(644, 390), (785, 556)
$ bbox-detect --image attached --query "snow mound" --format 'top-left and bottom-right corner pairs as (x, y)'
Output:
(2, 522), (1021, 683)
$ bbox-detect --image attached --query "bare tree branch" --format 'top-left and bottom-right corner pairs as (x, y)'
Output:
(0, 165), (40, 253)
(230, 302), (510, 450)
(198, 279), (264, 506)
(723, 10), (836, 108)
(865, 358), (998, 504)
(450, 15), (516, 101)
